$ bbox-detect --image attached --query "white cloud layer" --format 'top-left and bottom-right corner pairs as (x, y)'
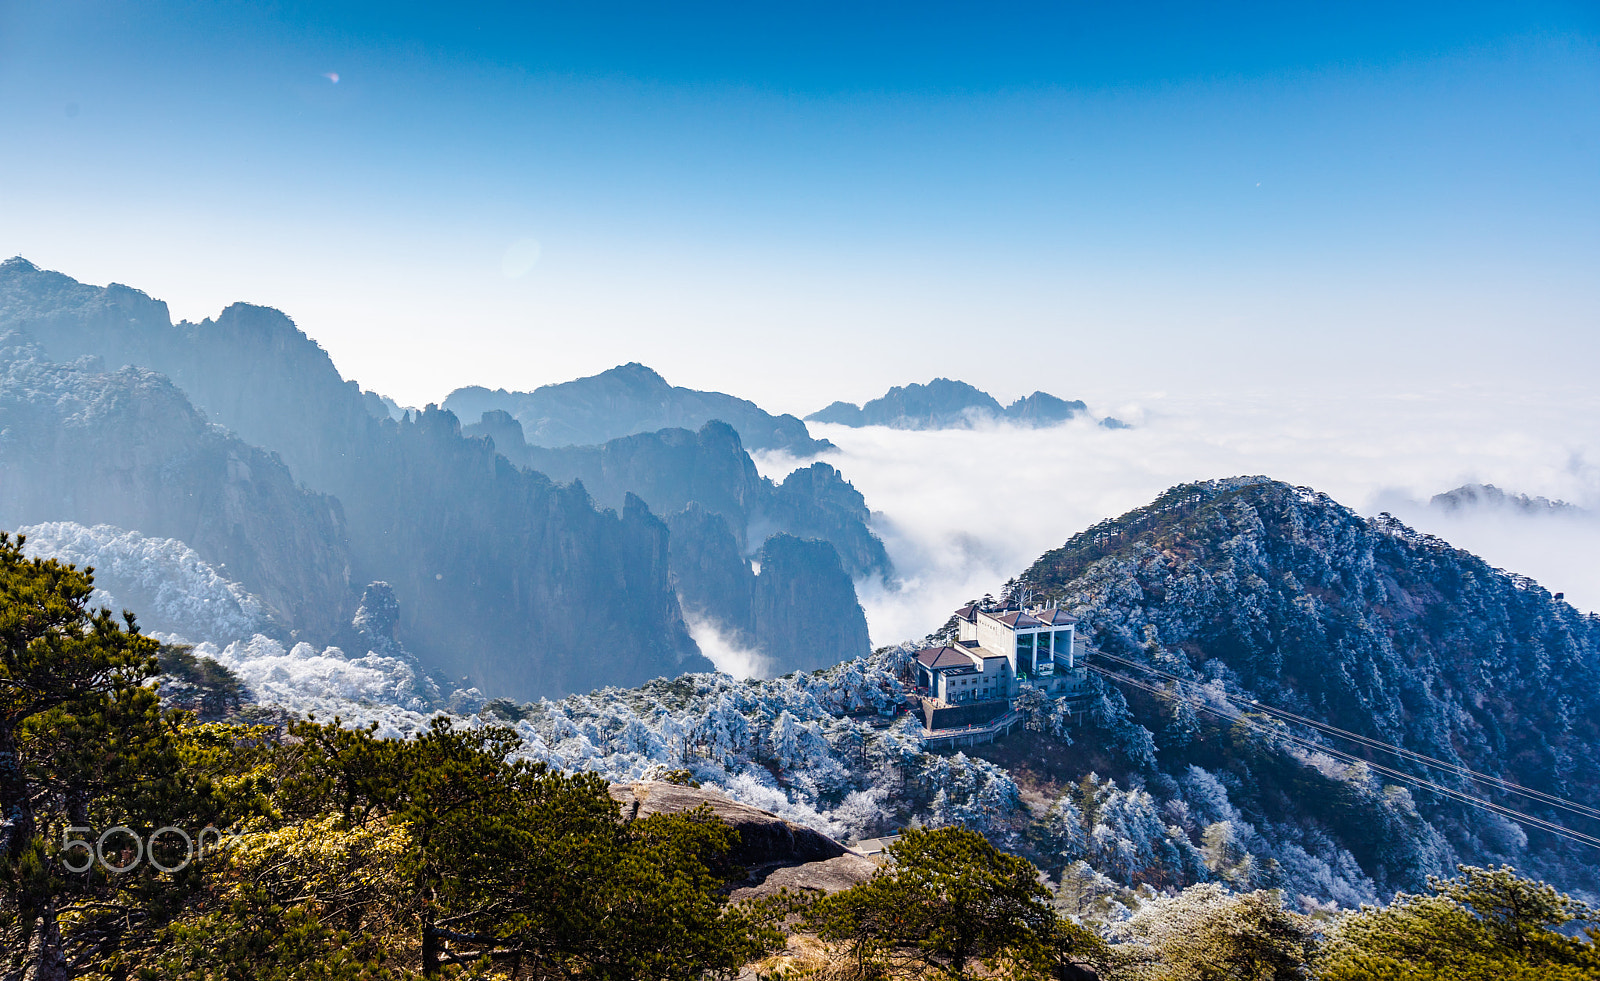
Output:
(684, 614), (772, 681)
(758, 386), (1600, 645)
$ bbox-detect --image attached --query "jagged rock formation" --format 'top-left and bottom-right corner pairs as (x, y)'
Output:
(608, 780), (875, 900)
(444, 362), (833, 456)
(350, 581), (403, 656)
(1019, 476), (1600, 896)
(0, 259), (711, 699)
(750, 536), (871, 675)
(471, 416), (891, 582)
(312, 406), (710, 698)
(807, 377), (1096, 430)
(464, 417), (882, 675)
(0, 333), (351, 638)
(663, 509), (872, 674)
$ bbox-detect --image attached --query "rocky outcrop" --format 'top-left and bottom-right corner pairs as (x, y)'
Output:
(445, 362), (833, 456)
(808, 377), (1094, 430)
(0, 333), (352, 638)
(608, 781), (875, 900)
(665, 513), (873, 676)
(350, 581), (403, 656)
(489, 420), (891, 583)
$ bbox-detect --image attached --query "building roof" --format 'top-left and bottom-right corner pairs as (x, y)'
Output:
(1034, 609), (1079, 626)
(915, 646), (978, 670)
(953, 603), (979, 622)
(991, 610), (1045, 628)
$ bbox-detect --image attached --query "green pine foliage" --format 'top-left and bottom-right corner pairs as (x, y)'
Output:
(0, 534), (779, 980)
(1316, 865), (1600, 981)
(805, 826), (1057, 978)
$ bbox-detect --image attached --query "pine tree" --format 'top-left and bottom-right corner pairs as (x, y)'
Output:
(0, 533), (194, 979)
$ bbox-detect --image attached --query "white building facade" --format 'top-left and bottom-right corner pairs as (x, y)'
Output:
(914, 604), (1085, 709)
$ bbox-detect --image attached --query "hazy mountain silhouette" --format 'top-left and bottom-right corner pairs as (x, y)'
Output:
(445, 362), (832, 457)
(808, 378), (1097, 430)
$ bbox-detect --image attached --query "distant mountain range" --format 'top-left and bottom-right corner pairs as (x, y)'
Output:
(0, 258), (877, 698)
(445, 363), (833, 457)
(807, 377), (1127, 430)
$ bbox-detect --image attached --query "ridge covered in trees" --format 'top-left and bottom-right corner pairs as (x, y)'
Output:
(4, 527), (1598, 980)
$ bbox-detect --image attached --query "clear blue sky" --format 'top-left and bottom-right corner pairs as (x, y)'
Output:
(2, 1), (1596, 412)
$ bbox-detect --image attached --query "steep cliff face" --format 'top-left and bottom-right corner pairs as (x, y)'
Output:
(663, 508), (870, 675)
(0, 334), (352, 638)
(752, 535), (872, 675)
(480, 418), (892, 583)
(0, 260), (710, 698)
(265, 404), (709, 699)
(666, 504), (754, 634)
(1016, 477), (1600, 895)
(444, 361), (832, 456)
(475, 418), (886, 676)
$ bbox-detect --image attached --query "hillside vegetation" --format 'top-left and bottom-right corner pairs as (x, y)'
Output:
(4, 530), (1598, 980)
(1014, 476), (1600, 898)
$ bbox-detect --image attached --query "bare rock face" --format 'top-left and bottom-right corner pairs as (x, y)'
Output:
(726, 854), (880, 902)
(609, 781), (875, 900)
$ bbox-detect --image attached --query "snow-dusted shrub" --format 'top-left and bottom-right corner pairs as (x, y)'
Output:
(19, 521), (271, 644)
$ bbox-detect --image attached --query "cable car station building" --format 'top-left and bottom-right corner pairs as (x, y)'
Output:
(913, 604), (1088, 732)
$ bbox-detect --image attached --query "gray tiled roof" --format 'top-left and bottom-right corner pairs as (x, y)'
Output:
(992, 610), (1044, 628)
(1035, 609), (1079, 625)
(915, 645), (977, 670)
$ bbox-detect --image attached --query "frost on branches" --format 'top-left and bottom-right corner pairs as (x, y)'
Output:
(19, 521), (272, 644)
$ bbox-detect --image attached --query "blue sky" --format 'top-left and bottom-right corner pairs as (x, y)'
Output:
(2, 1), (1596, 412)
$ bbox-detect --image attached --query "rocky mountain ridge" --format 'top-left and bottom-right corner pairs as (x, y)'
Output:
(1015, 476), (1600, 898)
(1429, 482), (1590, 517)
(465, 413), (891, 579)
(445, 362), (832, 457)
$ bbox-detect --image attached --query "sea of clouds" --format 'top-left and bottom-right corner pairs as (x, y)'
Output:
(756, 385), (1600, 647)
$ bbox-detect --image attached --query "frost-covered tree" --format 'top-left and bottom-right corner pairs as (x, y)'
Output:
(1108, 883), (1315, 981)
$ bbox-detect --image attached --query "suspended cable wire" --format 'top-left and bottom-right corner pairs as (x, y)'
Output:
(1088, 648), (1600, 822)
(1084, 663), (1600, 851)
